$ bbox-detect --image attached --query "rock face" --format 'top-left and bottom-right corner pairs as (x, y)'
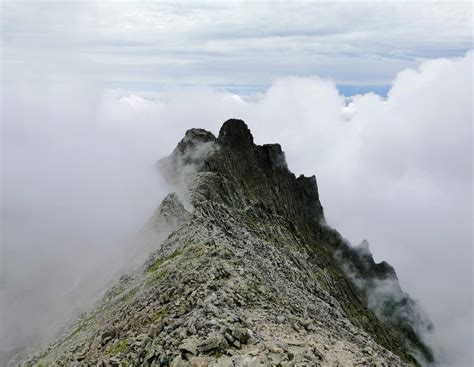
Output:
(12, 119), (433, 366)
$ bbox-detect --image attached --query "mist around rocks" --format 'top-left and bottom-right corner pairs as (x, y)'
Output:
(1, 52), (472, 366)
(6, 119), (435, 366)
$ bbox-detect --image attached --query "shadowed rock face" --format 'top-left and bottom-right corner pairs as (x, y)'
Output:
(159, 119), (325, 236)
(218, 118), (254, 148)
(205, 119), (325, 234)
(14, 119), (434, 367)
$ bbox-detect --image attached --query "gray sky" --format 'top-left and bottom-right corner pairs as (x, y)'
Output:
(1, 2), (473, 366)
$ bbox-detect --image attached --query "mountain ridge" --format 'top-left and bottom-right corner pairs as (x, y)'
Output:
(12, 119), (433, 367)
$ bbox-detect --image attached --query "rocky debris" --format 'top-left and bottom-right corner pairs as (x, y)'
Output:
(179, 339), (199, 357)
(197, 333), (228, 354)
(12, 119), (433, 366)
(144, 192), (191, 232)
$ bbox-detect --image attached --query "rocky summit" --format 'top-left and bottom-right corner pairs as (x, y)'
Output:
(12, 119), (434, 366)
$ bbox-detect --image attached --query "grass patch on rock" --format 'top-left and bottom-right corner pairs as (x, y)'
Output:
(108, 340), (128, 356)
(147, 249), (183, 273)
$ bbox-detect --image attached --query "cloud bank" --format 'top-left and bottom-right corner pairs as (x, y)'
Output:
(1, 52), (472, 365)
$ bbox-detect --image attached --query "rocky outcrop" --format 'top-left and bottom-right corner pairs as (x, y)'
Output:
(144, 193), (191, 234)
(335, 239), (434, 363)
(12, 119), (433, 366)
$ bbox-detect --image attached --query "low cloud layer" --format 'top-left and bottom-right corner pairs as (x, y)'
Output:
(1, 52), (472, 365)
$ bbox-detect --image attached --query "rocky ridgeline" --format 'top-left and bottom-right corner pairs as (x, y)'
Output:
(13, 120), (433, 366)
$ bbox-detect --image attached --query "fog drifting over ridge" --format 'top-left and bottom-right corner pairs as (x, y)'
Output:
(1, 52), (472, 365)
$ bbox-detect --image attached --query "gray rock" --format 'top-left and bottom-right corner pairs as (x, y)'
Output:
(179, 339), (199, 356)
(197, 333), (228, 354)
(231, 327), (250, 345)
(276, 315), (286, 324)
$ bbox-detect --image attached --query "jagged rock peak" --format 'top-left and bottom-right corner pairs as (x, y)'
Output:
(261, 143), (288, 170)
(218, 118), (254, 147)
(158, 119), (324, 227)
(176, 128), (216, 155)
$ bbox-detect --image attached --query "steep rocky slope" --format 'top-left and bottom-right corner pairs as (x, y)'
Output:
(12, 119), (433, 366)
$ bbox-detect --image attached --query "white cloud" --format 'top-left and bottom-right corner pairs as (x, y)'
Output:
(1, 45), (472, 366)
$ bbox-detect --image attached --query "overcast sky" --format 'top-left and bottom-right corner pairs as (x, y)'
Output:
(2, 2), (472, 94)
(1, 2), (473, 366)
